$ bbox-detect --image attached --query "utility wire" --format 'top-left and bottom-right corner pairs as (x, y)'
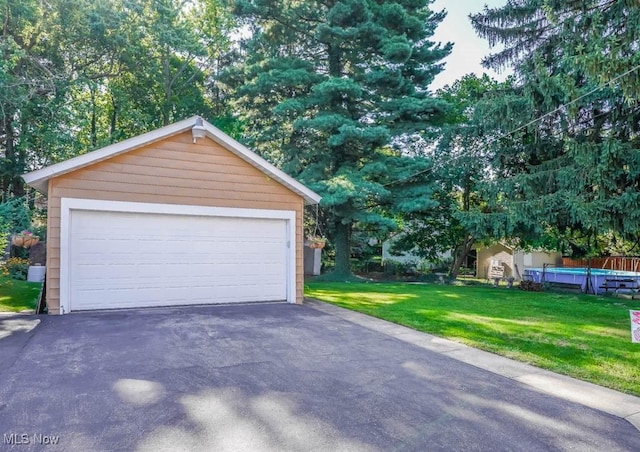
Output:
(494, 64), (640, 143)
(382, 62), (640, 187)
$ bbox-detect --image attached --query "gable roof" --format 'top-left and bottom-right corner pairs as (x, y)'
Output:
(22, 116), (321, 205)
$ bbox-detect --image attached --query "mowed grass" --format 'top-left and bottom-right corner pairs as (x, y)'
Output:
(305, 281), (640, 396)
(0, 280), (42, 312)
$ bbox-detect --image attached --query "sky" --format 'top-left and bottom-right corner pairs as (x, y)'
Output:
(430, 0), (511, 90)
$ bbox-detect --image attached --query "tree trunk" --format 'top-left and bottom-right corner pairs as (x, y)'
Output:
(90, 85), (97, 147)
(332, 220), (352, 278)
(325, 40), (352, 279)
(162, 52), (171, 126)
(1, 113), (22, 199)
(449, 236), (474, 279)
(449, 178), (474, 279)
(327, 43), (342, 77)
(1, 114), (10, 199)
(109, 95), (117, 143)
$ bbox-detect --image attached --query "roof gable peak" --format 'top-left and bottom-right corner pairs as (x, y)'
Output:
(23, 116), (321, 205)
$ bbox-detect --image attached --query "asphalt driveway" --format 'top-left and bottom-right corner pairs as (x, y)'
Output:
(1, 302), (639, 451)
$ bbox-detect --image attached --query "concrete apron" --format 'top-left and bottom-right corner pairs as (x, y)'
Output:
(305, 298), (640, 433)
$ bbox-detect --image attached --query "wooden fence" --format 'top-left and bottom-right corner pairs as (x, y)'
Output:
(561, 256), (640, 272)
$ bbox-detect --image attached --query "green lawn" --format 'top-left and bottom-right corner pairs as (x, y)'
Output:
(305, 281), (640, 396)
(0, 279), (42, 312)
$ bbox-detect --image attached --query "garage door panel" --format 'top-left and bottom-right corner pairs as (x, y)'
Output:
(74, 263), (286, 282)
(75, 265), (137, 280)
(69, 209), (289, 311)
(74, 282), (285, 310)
(75, 290), (192, 310)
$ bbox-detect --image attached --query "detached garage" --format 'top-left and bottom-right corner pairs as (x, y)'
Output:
(23, 117), (321, 314)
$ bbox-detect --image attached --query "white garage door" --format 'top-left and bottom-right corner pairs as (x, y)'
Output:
(67, 208), (290, 311)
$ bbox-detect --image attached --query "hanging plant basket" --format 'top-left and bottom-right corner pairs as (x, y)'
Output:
(307, 236), (327, 249)
(12, 233), (40, 248)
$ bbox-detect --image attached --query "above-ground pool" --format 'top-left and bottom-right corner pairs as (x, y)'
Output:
(524, 267), (640, 294)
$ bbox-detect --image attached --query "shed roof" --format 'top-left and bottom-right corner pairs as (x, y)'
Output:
(23, 116), (321, 205)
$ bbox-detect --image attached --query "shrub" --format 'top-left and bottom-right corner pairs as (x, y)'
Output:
(0, 198), (32, 255)
(0, 265), (9, 286)
(383, 259), (419, 276)
(430, 257), (453, 273)
(4, 257), (30, 280)
(519, 280), (543, 292)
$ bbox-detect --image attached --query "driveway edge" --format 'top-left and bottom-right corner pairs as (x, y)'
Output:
(304, 298), (640, 432)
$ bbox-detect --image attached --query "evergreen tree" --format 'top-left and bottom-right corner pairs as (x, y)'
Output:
(469, 0), (640, 255)
(226, 0), (451, 277)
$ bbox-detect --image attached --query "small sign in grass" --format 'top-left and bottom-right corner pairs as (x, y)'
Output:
(632, 310), (640, 343)
(306, 281), (640, 396)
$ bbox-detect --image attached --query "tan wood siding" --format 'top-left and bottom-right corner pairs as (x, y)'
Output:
(45, 131), (305, 314)
(52, 181), (298, 202)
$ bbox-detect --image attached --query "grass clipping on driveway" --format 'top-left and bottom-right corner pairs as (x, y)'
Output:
(306, 281), (640, 396)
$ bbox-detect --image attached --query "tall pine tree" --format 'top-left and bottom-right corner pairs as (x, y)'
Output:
(225, 0), (451, 277)
(469, 0), (640, 255)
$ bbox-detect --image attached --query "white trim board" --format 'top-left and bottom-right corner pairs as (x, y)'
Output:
(23, 116), (321, 205)
(59, 198), (297, 314)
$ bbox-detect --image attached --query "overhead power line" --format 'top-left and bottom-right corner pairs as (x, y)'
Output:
(382, 62), (640, 187)
(496, 63), (640, 143)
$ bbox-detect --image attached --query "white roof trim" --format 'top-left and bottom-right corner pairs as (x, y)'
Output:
(22, 116), (321, 205)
